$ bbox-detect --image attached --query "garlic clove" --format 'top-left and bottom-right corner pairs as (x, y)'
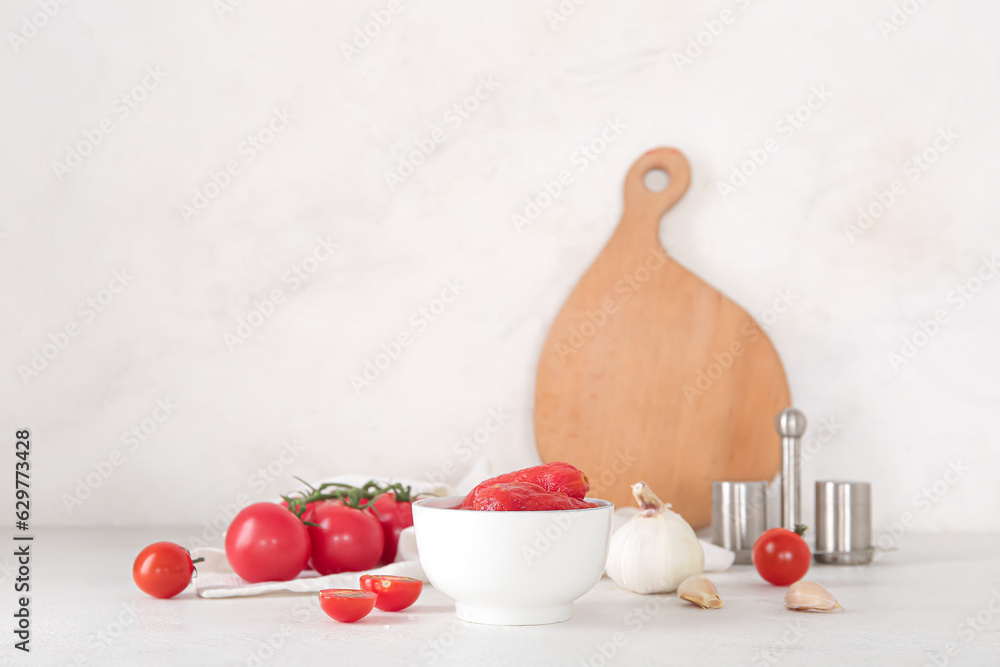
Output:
(678, 575), (723, 609)
(784, 580), (843, 612)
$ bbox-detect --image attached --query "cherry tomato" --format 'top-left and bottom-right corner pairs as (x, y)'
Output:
(362, 492), (413, 565)
(308, 501), (383, 575)
(359, 574), (423, 611)
(133, 542), (197, 599)
(753, 527), (812, 586)
(319, 589), (377, 623)
(225, 502), (310, 583)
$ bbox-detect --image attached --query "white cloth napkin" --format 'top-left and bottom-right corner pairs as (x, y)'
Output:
(192, 474), (440, 599)
(192, 527), (425, 598)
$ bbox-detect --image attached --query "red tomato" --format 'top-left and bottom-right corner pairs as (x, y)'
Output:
(362, 492), (414, 565)
(469, 482), (598, 511)
(133, 542), (196, 599)
(753, 527), (812, 586)
(225, 503), (310, 583)
(461, 462), (590, 509)
(319, 589), (377, 623)
(308, 501), (383, 575)
(359, 574), (423, 612)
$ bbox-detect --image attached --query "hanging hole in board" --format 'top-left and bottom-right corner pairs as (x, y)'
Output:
(643, 169), (669, 193)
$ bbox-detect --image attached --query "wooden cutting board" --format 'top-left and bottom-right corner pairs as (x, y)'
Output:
(534, 147), (790, 529)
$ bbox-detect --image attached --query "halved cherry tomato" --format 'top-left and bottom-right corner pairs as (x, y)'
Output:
(359, 574), (423, 611)
(133, 542), (198, 599)
(319, 589), (377, 623)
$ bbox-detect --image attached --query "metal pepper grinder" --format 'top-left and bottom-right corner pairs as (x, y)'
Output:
(776, 408), (806, 530)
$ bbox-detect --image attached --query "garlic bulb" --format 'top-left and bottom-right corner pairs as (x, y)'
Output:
(784, 581), (843, 612)
(605, 482), (704, 594)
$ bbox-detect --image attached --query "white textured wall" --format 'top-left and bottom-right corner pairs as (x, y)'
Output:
(2, 0), (998, 537)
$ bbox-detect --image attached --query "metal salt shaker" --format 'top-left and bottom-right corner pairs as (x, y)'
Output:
(711, 481), (768, 564)
(814, 480), (874, 564)
(777, 408), (806, 530)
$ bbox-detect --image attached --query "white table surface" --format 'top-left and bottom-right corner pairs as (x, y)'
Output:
(10, 529), (1000, 666)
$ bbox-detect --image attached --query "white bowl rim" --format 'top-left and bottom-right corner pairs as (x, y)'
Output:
(413, 496), (614, 513)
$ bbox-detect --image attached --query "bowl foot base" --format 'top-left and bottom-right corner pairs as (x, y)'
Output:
(455, 603), (572, 626)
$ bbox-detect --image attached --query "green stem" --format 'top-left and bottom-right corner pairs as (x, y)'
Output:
(281, 479), (415, 519)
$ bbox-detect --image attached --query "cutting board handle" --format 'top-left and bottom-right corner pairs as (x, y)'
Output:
(621, 147), (692, 243)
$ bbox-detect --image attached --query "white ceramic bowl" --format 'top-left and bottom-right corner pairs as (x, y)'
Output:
(412, 496), (613, 625)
